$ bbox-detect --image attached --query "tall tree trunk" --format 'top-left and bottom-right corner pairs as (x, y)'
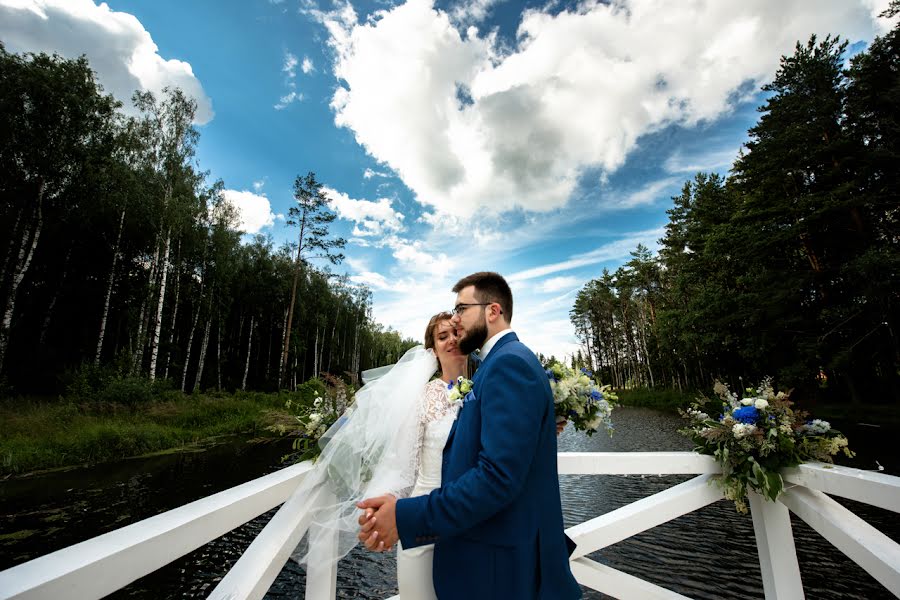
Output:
(265, 312), (275, 383)
(163, 240), (182, 380)
(39, 245), (74, 347)
(0, 208), (23, 290)
(279, 217), (308, 388)
(181, 284), (204, 392)
(148, 229), (172, 381)
(242, 315), (254, 391)
(96, 205), (126, 366)
(327, 308), (339, 373)
(194, 294), (214, 392)
(0, 184), (44, 372)
(216, 309), (222, 391)
(280, 258), (301, 388)
(278, 304), (289, 387)
(313, 325), (319, 379)
(132, 232), (162, 375)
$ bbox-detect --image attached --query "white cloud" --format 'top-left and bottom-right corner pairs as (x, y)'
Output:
(538, 276), (580, 293)
(449, 0), (500, 26)
(364, 167), (391, 179)
(350, 270), (392, 290)
(252, 178), (267, 192)
(323, 186), (405, 237)
(387, 237), (454, 273)
(301, 55), (315, 74)
(0, 0), (214, 123)
(274, 90), (304, 109)
(275, 50), (304, 109)
(221, 189), (276, 234)
(615, 177), (682, 209)
(664, 146), (742, 174)
(861, 0), (898, 33)
(508, 227), (665, 282)
(322, 0), (883, 218)
(283, 51), (299, 77)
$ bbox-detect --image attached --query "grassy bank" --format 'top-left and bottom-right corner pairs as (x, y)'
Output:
(0, 386), (320, 477)
(614, 387), (698, 412)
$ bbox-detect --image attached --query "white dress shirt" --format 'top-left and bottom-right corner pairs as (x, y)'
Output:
(479, 328), (514, 360)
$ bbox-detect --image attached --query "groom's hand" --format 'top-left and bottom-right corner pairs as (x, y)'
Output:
(356, 494), (399, 552)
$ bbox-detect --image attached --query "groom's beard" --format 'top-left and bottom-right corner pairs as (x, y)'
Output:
(458, 316), (488, 355)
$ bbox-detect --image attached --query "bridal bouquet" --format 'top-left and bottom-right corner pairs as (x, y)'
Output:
(680, 378), (853, 513)
(546, 363), (616, 435)
(286, 374), (352, 462)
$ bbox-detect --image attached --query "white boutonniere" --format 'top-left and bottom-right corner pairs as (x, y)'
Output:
(447, 376), (474, 404)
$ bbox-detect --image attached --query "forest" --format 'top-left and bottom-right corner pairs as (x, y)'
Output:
(0, 43), (416, 398)
(570, 28), (899, 406)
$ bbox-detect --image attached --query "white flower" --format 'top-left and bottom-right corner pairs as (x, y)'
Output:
(688, 408), (709, 421)
(313, 397), (322, 407)
(802, 419), (831, 434)
(732, 423), (757, 439)
(741, 398), (754, 406)
(754, 399), (769, 410)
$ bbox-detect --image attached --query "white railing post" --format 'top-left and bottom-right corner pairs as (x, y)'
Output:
(305, 490), (339, 600)
(749, 491), (804, 600)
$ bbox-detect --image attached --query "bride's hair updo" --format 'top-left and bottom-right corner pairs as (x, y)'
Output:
(424, 311), (454, 350)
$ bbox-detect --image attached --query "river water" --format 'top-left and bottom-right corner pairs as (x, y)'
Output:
(1, 407), (897, 599)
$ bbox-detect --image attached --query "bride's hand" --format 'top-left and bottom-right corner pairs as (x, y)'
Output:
(356, 494), (399, 551)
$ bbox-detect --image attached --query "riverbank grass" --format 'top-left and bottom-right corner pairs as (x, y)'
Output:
(614, 387), (698, 411)
(0, 387), (321, 477)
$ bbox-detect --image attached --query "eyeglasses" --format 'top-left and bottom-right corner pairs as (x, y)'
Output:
(451, 302), (498, 316)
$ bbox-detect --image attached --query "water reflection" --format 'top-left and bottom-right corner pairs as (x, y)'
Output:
(1, 408), (897, 599)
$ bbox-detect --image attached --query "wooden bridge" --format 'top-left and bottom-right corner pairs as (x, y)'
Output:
(1, 452), (898, 599)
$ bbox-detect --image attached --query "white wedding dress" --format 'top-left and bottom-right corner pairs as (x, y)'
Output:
(396, 377), (459, 599)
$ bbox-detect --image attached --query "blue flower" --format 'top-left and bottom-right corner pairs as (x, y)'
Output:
(733, 406), (759, 424)
(545, 369), (557, 382)
(581, 368), (593, 377)
(447, 382), (454, 390)
(590, 390), (603, 401)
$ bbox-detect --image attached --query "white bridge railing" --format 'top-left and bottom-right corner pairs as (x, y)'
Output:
(1, 452), (898, 599)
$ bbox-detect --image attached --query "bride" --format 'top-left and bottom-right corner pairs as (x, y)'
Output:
(290, 311), (466, 599)
(395, 312), (466, 598)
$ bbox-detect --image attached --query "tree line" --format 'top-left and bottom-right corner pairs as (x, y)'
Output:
(571, 24), (899, 404)
(0, 44), (416, 395)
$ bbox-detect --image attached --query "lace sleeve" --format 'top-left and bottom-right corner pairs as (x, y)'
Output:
(391, 379), (433, 499)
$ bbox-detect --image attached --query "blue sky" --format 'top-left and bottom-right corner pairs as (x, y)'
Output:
(1, 0), (894, 359)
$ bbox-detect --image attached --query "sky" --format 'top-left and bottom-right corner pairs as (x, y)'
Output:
(1, 0), (895, 360)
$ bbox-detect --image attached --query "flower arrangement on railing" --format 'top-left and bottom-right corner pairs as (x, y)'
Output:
(285, 374), (352, 462)
(680, 378), (853, 513)
(546, 363), (616, 435)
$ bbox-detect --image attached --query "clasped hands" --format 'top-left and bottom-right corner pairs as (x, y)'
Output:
(356, 494), (399, 552)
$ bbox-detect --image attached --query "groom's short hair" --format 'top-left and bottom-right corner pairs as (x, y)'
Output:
(453, 272), (513, 322)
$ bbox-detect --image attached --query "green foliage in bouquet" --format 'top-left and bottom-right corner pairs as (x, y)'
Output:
(546, 363), (616, 435)
(283, 374), (353, 463)
(680, 379), (853, 513)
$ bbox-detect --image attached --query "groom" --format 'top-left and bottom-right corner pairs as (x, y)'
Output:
(357, 272), (581, 599)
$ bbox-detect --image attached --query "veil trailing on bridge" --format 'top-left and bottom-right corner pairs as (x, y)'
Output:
(290, 345), (438, 569)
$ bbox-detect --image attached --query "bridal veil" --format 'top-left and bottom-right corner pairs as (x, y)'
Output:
(290, 345), (438, 569)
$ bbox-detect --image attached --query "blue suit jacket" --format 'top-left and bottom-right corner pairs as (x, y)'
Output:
(396, 333), (581, 599)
